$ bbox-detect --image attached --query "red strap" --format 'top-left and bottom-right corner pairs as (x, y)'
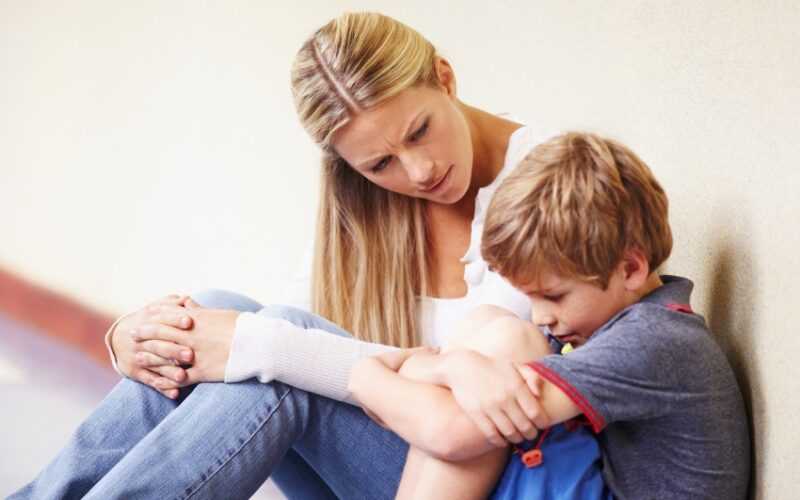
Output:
(666, 303), (693, 314)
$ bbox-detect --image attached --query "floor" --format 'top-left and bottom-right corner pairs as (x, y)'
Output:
(0, 312), (285, 499)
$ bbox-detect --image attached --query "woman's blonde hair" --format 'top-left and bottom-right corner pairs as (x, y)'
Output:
(482, 132), (672, 289)
(291, 12), (441, 347)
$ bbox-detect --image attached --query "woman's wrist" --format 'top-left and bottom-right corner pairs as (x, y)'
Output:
(347, 357), (383, 406)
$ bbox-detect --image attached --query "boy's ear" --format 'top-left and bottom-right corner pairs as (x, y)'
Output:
(434, 57), (457, 97)
(621, 247), (651, 291)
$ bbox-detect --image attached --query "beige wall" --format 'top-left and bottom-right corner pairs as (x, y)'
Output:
(2, 1), (797, 497)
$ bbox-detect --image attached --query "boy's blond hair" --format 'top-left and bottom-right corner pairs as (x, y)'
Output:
(482, 132), (672, 288)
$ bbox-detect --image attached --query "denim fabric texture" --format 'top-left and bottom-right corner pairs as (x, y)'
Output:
(10, 290), (408, 500)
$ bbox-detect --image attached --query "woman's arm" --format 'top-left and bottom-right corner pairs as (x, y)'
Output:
(128, 301), (399, 404)
(348, 352), (501, 460)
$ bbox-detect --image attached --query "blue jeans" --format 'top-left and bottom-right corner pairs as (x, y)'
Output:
(10, 291), (409, 500)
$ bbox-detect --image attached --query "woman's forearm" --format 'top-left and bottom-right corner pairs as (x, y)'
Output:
(227, 312), (397, 404)
(349, 357), (497, 460)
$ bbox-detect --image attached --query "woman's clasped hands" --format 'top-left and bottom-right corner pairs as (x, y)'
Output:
(109, 295), (240, 399)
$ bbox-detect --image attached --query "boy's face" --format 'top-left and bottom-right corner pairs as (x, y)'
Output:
(516, 267), (630, 347)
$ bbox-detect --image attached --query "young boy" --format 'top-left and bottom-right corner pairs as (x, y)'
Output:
(350, 132), (750, 499)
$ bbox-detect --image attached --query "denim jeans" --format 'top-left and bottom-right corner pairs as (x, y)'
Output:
(10, 290), (408, 500)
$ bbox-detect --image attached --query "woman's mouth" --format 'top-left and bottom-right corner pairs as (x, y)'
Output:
(420, 166), (453, 194)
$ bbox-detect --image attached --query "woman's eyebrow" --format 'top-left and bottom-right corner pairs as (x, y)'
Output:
(355, 110), (425, 169)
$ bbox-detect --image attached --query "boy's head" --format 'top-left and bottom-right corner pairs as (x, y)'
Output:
(482, 132), (672, 345)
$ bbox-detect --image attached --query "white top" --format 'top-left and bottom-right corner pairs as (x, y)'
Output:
(106, 123), (549, 405)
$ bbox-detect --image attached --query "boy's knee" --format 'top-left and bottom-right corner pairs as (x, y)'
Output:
(463, 304), (517, 326)
(446, 305), (518, 348)
(190, 289), (263, 312)
(456, 316), (550, 362)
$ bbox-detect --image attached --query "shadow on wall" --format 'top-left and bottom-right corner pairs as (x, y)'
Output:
(704, 209), (761, 500)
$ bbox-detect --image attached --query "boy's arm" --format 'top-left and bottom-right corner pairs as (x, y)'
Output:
(349, 352), (502, 461)
(517, 364), (582, 426)
(410, 351), (583, 455)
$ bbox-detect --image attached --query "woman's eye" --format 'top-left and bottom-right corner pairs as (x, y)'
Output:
(409, 119), (429, 142)
(544, 293), (564, 302)
(371, 156), (391, 173)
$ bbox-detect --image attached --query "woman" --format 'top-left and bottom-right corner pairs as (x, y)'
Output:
(14, 12), (548, 499)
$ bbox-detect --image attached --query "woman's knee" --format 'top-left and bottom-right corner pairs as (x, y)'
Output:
(190, 288), (264, 312)
(257, 304), (351, 338)
(258, 304), (312, 324)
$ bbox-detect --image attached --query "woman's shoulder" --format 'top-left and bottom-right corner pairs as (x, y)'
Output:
(502, 120), (557, 163)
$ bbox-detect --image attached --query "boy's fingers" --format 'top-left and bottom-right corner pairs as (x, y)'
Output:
(505, 401), (538, 441)
(488, 408), (522, 444)
(471, 412), (505, 448)
(516, 388), (544, 429)
(516, 364), (541, 396)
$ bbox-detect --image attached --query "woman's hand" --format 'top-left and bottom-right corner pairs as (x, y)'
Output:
(110, 294), (195, 399)
(439, 349), (546, 447)
(130, 299), (240, 385)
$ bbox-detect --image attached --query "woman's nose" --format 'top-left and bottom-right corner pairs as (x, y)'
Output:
(402, 152), (435, 186)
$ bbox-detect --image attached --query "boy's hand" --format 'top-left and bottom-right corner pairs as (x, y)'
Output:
(439, 349), (545, 447)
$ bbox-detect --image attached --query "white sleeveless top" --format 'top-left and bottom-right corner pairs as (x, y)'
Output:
(107, 123), (550, 405)
(417, 124), (540, 347)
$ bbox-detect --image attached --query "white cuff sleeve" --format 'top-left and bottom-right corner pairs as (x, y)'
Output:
(225, 312), (397, 405)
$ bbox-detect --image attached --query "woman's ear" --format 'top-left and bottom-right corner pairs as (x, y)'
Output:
(434, 56), (457, 97)
(621, 247), (651, 291)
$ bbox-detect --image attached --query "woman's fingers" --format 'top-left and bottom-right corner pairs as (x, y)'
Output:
(134, 351), (172, 368)
(134, 350), (190, 384)
(149, 363), (189, 384)
(145, 304), (193, 330)
(159, 388), (180, 400)
(133, 323), (193, 346)
(154, 294), (189, 306)
(131, 368), (182, 398)
(137, 339), (194, 363)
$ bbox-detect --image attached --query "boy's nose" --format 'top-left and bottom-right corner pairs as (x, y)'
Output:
(531, 305), (556, 328)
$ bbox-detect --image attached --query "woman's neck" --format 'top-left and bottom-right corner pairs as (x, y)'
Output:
(452, 103), (523, 215)
(424, 103), (523, 233)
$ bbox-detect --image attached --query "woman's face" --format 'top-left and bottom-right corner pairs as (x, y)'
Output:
(331, 73), (474, 204)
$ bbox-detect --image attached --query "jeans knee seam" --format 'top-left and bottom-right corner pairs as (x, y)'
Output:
(179, 386), (295, 500)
